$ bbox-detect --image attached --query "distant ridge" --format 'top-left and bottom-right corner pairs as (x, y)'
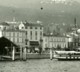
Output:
(0, 1), (80, 32)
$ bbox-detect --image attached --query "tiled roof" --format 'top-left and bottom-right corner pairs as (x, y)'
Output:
(23, 22), (43, 27)
(0, 22), (9, 26)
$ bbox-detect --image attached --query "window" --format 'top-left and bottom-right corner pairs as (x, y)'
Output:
(35, 27), (37, 29)
(4, 27), (6, 30)
(25, 39), (27, 45)
(17, 38), (19, 43)
(45, 44), (47, 48)
(15, 32), (17, 37)
(54, 39), (55, 42)
(40, 31), (42, 38)
(55, 38), (57, 42)
(53, 38), (54, 41)
(26, 31), (27, 35)
(30, 26), (32, 29)
(11, 32), (13, 36)
(45, 38), (47, 42)
(35, 31), (37, 40)
(22, 38), (25, 43)
(23, 33), (26, 37)
(19, 33), (22, 37)
(40, 31), (42, 36)
(57, 38), (59, 42)
(22, 27), (24, 29)
(40, 27), (42, 30)
(14, 38), (17, 42)
(13, 32), (15, 37)
(11, 38), (13, 42)
(30, 31), (32, 40)
(63, 38), (65, 42)
(19, 38), (22, 43)
(0, 27), (1, 29)
(25, 26), (28, 29)
(6, 37), (9, 40)
(6, 32), (9, 36)
(59, 38), (61, 41)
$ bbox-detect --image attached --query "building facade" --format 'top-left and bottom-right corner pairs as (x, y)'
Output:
(2, 29), (26, 47)
(0, 29), (26, 56)
(43, 34), (69, 50)
(19, 21), (43, 52)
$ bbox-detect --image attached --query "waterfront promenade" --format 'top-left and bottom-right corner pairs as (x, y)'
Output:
(0, 59), (80, 72)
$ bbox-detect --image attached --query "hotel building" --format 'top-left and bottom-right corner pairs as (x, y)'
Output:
(19, 21), (43, 52)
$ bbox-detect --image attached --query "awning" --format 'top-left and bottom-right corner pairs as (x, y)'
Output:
(30, 41), (39, 46)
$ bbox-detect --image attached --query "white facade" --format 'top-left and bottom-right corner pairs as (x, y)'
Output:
(19, 22), (25, 30)
(0, 30), (3, 38)
(43, 35), (69, 50)
(19, 22), (43, 41)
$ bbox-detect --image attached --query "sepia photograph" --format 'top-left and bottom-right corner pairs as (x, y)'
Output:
(0, 0), (80, 72)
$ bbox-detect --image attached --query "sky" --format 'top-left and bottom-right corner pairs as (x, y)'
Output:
(0, 0), (80, 8)
(0, 0), (40, 8)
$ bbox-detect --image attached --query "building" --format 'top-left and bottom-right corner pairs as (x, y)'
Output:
(19, 21), (43, 52)
(0, 22), (9, 30)
(43, 34), (69, 50)
(0, 29), (26, 58)
(0, 21), (26, 48)
(6, 21), (20, 29)
(2, 29), (26, 47)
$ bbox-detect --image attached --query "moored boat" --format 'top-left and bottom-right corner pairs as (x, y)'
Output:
(54, 51), (80, 60)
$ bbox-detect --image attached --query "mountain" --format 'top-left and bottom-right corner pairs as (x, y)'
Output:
(0, 0), (80, 33)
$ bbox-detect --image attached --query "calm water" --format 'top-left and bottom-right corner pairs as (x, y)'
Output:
(0, 59), (80, 72)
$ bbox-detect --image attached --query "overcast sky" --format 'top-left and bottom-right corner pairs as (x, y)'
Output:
(0, 0), (80, 8)
(0, 0), (41, 8)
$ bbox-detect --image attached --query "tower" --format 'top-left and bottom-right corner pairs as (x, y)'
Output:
(73, 17), (77, 34)
(74, 18), (77, 29)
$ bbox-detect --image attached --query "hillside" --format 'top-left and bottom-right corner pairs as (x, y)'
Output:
(0, 0), (80, 33)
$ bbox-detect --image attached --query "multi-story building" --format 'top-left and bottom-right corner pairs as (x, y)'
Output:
(0, 29), (26, 56)
(19, 21), (43, 52)
(43, 34), (69, 50)
(2, 29), (26, 47)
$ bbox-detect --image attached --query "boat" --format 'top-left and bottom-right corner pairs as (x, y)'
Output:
(54, 51), (80, 60)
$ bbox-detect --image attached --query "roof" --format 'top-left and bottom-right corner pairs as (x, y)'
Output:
(2, 29), (26, 33)
(43, 34), (67, 37)
(0, 36), (18, 47)
(6, 21), (20, 27)
(23, 22), (43, 27)
(0, 22), (9, 26)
